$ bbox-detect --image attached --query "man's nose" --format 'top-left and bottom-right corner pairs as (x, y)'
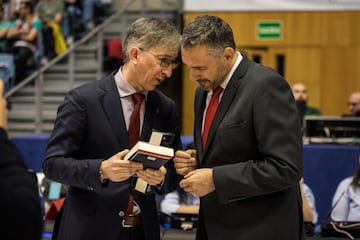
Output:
(162, 67), (173, 78)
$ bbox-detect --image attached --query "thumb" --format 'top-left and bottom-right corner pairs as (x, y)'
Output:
(184, 169), (196, 179)
(119, 149), (130, 159)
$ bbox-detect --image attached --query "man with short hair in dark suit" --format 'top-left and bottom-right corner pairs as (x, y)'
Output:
(42, 18), (182, 240)
(174, 15), (304, 240)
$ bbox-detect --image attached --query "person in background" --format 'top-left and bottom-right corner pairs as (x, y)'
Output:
(0, 3), (14, 92)
(301, 178), (318, 223)
(0, 80), (44, 240)
(80, 0), (95, 30)
(160, 141), (199, 216)
(9, 0), (21, 20)
(90, 0), (112, 25)
(39, 175), (68, 215)
(0, 3), (11, 52)
(346, 91), (360, 117)
(331, 155), (360, 221)
(42, 17), (182, 240)
(174, 15), (303, 240)
(291, 82), (322, 124)
(35, 0), (66, 61)
(300, 177), (318, 237)
(1, 0), (12, 21)
(6, 0), (41, 84)
(62, 0), (83, 45)
(160, 187), (199, 216)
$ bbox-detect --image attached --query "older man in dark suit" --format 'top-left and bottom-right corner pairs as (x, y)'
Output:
(174, 15), (304, 240)
(42, 18), (182, 240)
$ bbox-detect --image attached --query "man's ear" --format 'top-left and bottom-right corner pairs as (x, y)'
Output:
(129, 47), (141, 63)
(223, 47), (235, 61)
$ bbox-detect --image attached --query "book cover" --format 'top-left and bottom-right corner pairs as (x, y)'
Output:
(124, 141), (174, 169)
(149, 130), (175, 147)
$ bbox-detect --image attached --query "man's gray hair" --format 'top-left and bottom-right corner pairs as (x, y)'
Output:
(123, 17), (181, 62)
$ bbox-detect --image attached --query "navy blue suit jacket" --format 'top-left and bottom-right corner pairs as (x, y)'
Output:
(43, 73), (181, 240)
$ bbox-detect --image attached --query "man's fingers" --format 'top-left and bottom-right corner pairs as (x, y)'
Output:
(0, 80), (4, 93)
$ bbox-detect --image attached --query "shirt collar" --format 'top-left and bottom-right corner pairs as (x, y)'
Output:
(219, 51), (243, 90)
(114, 67), (148, 99)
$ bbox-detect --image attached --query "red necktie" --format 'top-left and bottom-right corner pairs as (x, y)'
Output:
(124, 93), (144, 226)
(202, 87), (223, 149)
(128, 93), (144, 148)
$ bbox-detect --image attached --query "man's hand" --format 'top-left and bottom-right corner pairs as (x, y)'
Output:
(0, 81), (7, 130)
(100, 149), (143, 182)
(136, 166), (167, 186)
(174, 149), (197, 175)
(179, 168), (215, 197)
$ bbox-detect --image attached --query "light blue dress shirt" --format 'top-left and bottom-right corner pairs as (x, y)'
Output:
(331, 176), (360, 221)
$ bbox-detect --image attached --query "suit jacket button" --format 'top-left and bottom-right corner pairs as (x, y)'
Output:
(119, 211), (125, 217)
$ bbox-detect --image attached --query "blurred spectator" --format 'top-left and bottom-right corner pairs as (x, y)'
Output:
(81, 0), (95, 30)
(62, 0), (83, 44)
(0, 4), (12, 52)
(35, 0), (67, 60)
(161, 141), (199, 217)
(0, 53), (15, 93)
(9, 0), (20, 20)
(292, 82), (322, 120)
(95, 0), (112, 22)
(39, 176), (68, 216)
(346, 91), (360, 117)
(62, 0), (111, 45)
(7, 0), (41, 84)
(160, 187), (199, 216)
(0, 3), (13, 92)
(301, 178), (318, 224)
(2, 0), (11, 20)
(300, 178), (318, 237)
(331, 155), (360, 221)
(0, 80), (44, 240)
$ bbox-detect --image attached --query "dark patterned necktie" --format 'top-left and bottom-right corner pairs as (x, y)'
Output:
(128, 93), (144, 148)
(124, 93), (144, 226)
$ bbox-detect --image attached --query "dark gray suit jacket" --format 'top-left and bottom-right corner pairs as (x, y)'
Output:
(193, 54), (304, 240)
(43, 73), (181, 240)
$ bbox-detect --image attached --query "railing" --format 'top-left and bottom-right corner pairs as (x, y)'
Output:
(4, 0), (183, 135)
(4, 0), (134, 134)
(4, 0), (134, 99)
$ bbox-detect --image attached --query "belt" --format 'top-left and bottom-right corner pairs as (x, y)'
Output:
(122, 214), (142, 228)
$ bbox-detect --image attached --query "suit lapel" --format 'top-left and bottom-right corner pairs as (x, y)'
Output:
(195, 87), (207, 160)
(99, 75), (129, 146)
(100, 83), (162, 146)
(142, 97), (156, 141)
(141, 91), (162, 141)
